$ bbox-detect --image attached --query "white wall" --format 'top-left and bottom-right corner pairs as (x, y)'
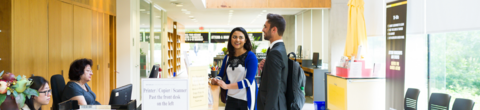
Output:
(295, 9), (329, 65)
(329, 0), (349, 73)
(116, 0), (141, 105)
(283, 15), (296, 54)
(426, 0), (480, 33)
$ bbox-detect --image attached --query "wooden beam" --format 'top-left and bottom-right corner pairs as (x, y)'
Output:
(206, 0), (331, 8)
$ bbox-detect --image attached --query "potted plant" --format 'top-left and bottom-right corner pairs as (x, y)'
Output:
(261, 48), (268, 54)
(0, 70), (39, 109)
(222, 47), (228, 55)
(252, 43), (259, 53)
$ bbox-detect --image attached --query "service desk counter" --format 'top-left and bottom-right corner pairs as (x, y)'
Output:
(326, 73), (385, 110)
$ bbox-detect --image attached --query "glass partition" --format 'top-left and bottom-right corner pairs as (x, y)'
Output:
(139, 0), (151, 78)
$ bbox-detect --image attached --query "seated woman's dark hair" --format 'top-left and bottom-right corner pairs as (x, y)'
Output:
(24, 76), (48, 110)
(69, 58), (93, 81)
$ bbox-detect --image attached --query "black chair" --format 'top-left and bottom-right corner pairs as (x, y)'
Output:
(51, 74), (66, 110)
(452, 98), (475, 110)
(428, 93), (451, 110)
(404, 88), (420, 110)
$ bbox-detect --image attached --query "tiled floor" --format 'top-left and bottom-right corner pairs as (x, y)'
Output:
(218, 96), (316, 110)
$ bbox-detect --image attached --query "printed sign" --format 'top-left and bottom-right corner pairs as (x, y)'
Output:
(141, 79), (189, 110)
(385, 0), (407, 110)
(185, 33), (208, 43)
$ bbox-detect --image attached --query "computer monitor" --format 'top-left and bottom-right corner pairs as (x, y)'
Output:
(109, 84), (133, 105)
(312, 52), (319, 68)
(297, 45), (302, 58)
(149, 65), (159, 78)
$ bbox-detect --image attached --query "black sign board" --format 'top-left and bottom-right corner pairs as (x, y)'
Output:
(185, 33), (208, 43)
(385, 0), (407, 110)
(140, 33), (161, 43)
(210, 33), (230, 43)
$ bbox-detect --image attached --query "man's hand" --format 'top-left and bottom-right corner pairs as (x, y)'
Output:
(258, 59), (266, 71)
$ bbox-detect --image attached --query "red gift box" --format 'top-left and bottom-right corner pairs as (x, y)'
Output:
(336, 60), (371, 77)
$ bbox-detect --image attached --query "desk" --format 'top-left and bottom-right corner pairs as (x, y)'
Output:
(326, 73), (385, 110)
(303, 66), (328, 102)
(290, 58), (327, 101)
(209, 84), (220, 110)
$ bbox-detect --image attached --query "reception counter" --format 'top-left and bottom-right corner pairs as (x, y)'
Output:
(326, 73), (385, 110)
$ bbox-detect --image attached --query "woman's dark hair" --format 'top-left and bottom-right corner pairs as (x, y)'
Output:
(25, 76), (48, 110)
(69, 58), (93, 81)
(228, 27), (252, 57)
(266, 13), (286, 36)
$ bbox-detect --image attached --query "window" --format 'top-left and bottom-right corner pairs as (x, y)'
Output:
(429, 30), (480, 110)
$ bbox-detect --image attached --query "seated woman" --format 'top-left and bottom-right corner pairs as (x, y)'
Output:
(61, 58), (100, 105)
(22, 76), (51, 110)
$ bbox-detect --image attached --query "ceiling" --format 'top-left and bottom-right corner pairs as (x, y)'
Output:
(150, 0), (306, 29)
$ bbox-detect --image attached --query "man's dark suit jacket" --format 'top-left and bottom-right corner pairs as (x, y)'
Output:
(257, 42), (288, 110)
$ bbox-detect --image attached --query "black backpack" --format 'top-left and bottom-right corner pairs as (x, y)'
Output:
(286, 52), (306, 110)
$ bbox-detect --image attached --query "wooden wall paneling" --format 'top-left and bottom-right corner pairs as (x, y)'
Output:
(61, 2), (74, 83)
(102, 13), (111, 105)
(91, 10), (100, 105)
(0, 0), (12, 72)
(109, 15), (116, 91)
(73, 5), (93, 86)
(12, 0), (49, 79)
(47, 0), (62, 109)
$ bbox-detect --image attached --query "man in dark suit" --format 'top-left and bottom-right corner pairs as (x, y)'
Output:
(257, 13), (288, 110)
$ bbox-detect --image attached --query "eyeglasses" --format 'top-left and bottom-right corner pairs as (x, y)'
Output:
(38, 89), (51, 95)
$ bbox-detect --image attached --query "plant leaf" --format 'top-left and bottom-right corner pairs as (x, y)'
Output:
(0, 94), (6, 106)
(15, 93), (25, 109)
(12, 90), (18, 97)
(17, 75), (21, 81)
(24, 88), (39, 97)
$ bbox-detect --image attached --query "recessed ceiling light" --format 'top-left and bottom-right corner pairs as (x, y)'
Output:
(176, 4), (183, 7)
(181, 9), (187, 11)
(263, 10), (267, 12)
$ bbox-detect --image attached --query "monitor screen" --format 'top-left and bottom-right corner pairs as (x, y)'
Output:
(149, 65), (159, 78)
(312, 52), (319, 68)
(109, 84), (133, 105)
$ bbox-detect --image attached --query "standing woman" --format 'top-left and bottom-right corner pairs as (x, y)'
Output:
(211, 27), (258, 110)
(22, 76), (51, 110)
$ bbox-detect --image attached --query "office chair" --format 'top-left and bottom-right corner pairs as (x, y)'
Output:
(404, 88), (420, 110)
(428, 93), (451, 110)
(51, 74), (66, 110)
(452, 98), (475, 110)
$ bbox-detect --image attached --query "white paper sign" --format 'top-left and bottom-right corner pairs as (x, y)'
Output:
(141, 78), (189, 110)
(349, 62), (363, 77)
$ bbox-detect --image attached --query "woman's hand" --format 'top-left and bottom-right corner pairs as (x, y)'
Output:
(217, 80), (228, 89)
(210, 78), (218, 85)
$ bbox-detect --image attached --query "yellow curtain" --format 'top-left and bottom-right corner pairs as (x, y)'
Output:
(344, 0), (367, 60)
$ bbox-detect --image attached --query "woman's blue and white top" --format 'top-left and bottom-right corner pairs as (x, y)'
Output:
(216, 51), (258, 110)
